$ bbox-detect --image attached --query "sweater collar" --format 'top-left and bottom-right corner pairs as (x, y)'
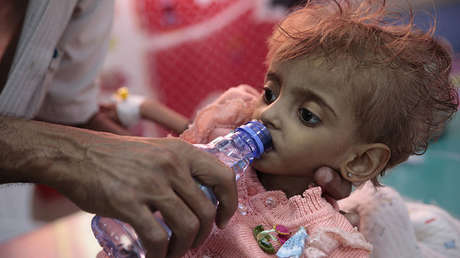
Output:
(239, 168), (333, 219)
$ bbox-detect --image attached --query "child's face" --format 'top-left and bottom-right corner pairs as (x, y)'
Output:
(251, 57), (363, 178)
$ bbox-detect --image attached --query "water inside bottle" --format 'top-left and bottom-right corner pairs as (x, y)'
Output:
(202, 135), (254, 180)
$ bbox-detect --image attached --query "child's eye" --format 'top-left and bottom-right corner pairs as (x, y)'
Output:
(298, 108), (321, 126)
(263, 87), (277, 104)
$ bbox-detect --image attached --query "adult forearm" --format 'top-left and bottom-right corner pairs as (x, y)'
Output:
(0, 116), (238, 258)
(0, 116), (92, 187)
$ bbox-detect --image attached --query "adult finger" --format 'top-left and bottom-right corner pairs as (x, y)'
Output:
(96, 250), (109, 258)
(171, 168), (217, 249)
(189, 150), (238, 229)
(314, 167), (351, 200)
(149, 189), (201, 258)
(127, 205), (169, 258)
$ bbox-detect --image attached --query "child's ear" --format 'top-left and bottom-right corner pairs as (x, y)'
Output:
(340, 143), (391, 183)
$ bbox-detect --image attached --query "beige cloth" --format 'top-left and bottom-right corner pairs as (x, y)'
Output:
(0, 0), (114, 124)
(339, 182), (460, 258)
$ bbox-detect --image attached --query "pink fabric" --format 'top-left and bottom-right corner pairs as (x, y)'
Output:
(181, 85), (371, 257)
(181, 84), (260, 144)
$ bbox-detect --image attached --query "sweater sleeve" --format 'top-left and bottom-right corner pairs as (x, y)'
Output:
(180, 84), (260, 144)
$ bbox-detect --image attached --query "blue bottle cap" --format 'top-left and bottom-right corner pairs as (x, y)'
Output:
(236, 120), (272, 158)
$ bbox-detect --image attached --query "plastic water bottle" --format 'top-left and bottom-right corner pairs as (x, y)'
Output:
(91, 120), (272, 258)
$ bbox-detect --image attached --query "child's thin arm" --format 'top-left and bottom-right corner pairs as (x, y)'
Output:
(80, 107), (131, 136)
(140, 99), (189, 134)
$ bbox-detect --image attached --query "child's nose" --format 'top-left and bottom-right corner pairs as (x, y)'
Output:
(260, 105), (281, 130)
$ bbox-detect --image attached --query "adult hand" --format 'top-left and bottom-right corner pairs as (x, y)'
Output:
(52, 135), (237, 258)
(2, 118), (236, 258)
(313, 166), (352, 200)
(313, 167), (359, 227)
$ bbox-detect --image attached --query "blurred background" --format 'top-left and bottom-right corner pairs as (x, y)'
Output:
(1, 0), (459, 245)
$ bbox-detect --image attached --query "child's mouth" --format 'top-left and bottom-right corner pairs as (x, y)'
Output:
(269, 141), (275, 152)
(265, 135), (275, 152)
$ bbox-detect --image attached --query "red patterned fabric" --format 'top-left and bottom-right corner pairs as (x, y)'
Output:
(135, 0), (275, 118)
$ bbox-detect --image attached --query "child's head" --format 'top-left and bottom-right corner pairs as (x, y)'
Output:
(251, 0), (458, 185)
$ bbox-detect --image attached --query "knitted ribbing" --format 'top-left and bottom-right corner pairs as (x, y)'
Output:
(184, 168), (370, 257)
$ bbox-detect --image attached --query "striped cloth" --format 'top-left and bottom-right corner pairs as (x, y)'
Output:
(0, 0), (113, 124)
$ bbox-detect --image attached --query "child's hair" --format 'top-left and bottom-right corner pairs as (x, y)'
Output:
(266, 0), (458, 184)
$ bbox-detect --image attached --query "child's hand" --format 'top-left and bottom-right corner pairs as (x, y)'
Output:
(99, 103), (120, 124)
(80, 103), (131, 135)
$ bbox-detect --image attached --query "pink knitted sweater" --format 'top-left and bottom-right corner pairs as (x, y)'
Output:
(181, 85), (371, 257)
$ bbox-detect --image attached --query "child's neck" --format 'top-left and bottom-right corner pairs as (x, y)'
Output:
(255, 170), (315, 198)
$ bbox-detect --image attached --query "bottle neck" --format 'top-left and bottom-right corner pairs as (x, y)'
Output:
(234, 121), (272, 158)
(229, 130), (260, 159)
